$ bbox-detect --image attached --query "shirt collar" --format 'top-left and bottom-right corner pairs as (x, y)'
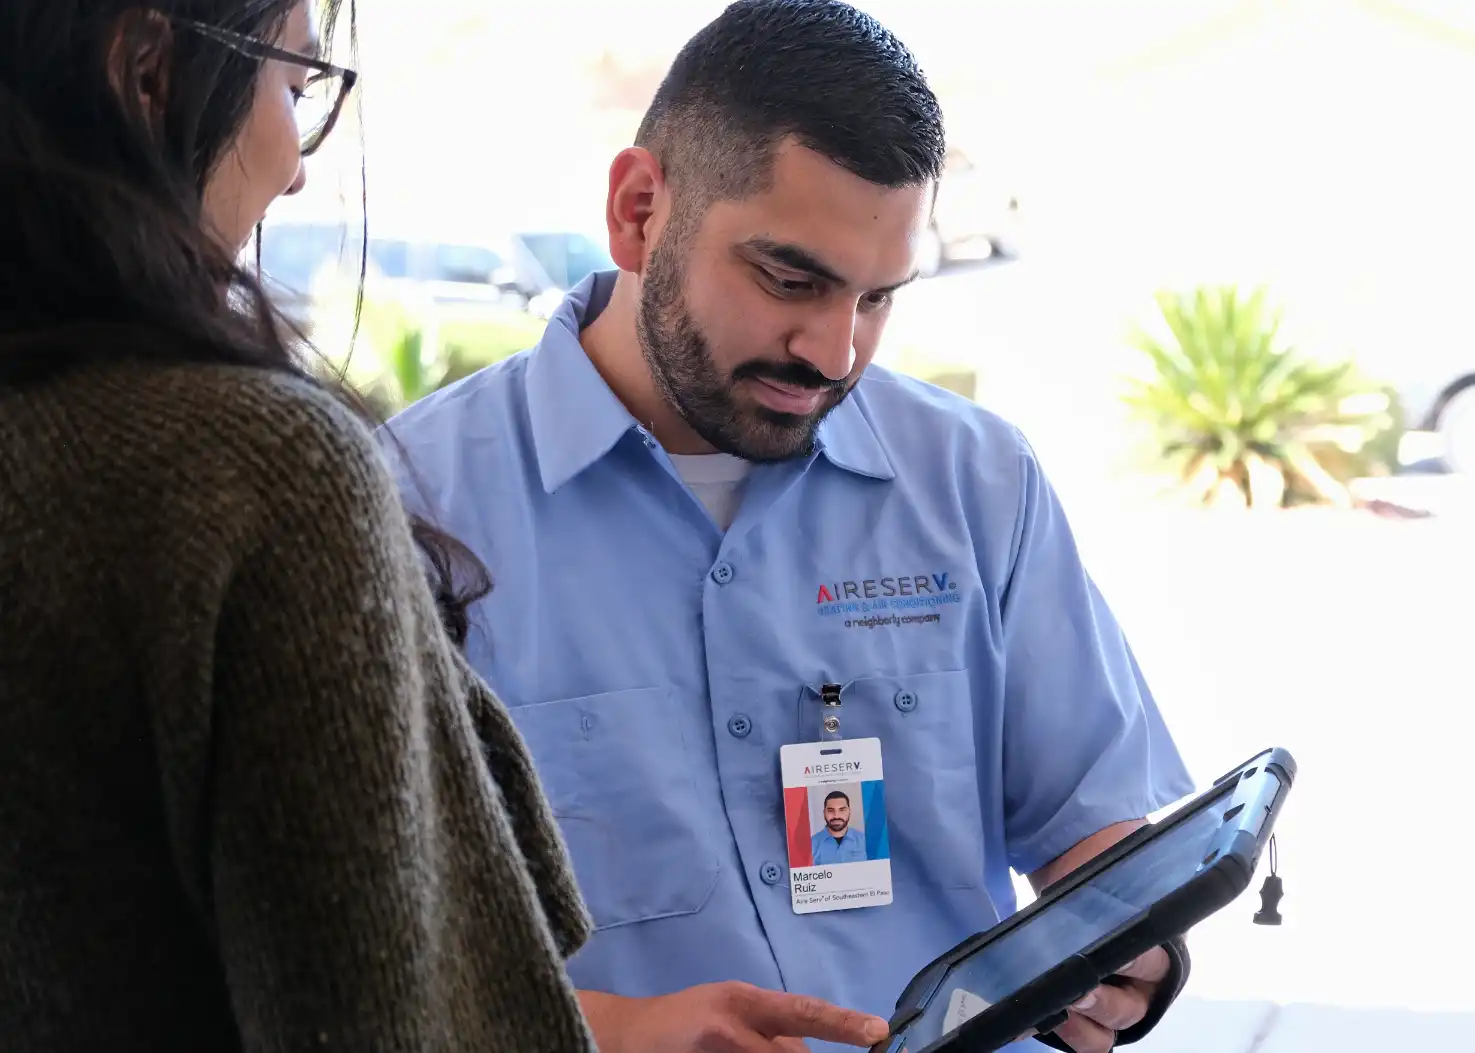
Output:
(525, 271), (641, 494)
(524, 269), (896, 490)
(814, 390), (896, 481)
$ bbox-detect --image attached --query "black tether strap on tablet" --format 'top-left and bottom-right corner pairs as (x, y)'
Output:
(1033, 935), (1192, 1051)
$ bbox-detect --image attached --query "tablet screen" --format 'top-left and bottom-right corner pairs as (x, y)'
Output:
(903, 800), (1227, 1050)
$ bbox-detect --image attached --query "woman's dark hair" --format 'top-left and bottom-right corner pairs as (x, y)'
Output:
(0, 0), (489, 646)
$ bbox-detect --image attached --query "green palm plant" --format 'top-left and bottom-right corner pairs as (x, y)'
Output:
(1124, 285), (1397, 509)
(387, 323), (430, 404)
(376, 303), (546, 415)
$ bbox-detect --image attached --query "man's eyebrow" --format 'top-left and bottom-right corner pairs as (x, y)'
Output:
(878, 270), (921, 295)
(743, 236), (919, 294)
(743, 238), (846, 285)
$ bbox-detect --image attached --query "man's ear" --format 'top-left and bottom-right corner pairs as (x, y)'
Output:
(604, 146), (670, 276)
(107, 11), (174, 123)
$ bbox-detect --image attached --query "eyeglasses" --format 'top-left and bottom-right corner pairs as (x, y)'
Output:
(175, 18), (358, 157)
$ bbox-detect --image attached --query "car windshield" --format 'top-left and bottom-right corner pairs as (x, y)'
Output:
(431, 244), (506, 284)
(366, 239), (412, 280)
(519, 232), (615, 289)
(256, 223), (348, 297)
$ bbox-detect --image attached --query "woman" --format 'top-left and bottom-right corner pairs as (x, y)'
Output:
(0, 2), (595, 1050)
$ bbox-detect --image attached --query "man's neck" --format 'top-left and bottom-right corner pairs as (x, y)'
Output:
(579, 271), (713, 455)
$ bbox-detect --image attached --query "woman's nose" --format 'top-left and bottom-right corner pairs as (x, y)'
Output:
(285, 158), (307, 197)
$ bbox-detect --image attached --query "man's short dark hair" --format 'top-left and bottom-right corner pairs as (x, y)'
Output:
(636, 0), (945, 214)
(824, 790), (850, 807)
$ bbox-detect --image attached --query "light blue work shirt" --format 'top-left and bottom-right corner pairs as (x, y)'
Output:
(812, 827), (867, 866)
(383, 272), (1193, 1049)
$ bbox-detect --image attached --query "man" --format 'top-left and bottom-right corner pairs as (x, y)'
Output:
(812, 792), (866, 866)
(385, 3), (1195, 1051)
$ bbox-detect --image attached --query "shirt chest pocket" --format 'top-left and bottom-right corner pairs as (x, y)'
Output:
(822, 669), (986, 891)
(508, 686), (722, 931)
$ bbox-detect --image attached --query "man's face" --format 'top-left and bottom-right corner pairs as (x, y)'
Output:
(637, 139), (933, 462)
(824, 797), (850, 834)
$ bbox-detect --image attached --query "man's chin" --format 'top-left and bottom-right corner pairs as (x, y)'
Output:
(716, 430), (815, 464)
(725, 407), (826, 462)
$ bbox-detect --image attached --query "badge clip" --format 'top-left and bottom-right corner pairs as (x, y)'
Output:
(820, 682), (843, 740)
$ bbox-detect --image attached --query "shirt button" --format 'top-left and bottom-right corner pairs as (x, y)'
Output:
(894, 689), (918, 713)
(760, 862), (784, 886)
(710, 561), (735, 585)
(727, 713), (753, 738)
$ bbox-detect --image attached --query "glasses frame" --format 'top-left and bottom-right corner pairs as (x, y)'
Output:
(174, 17), (358, 156)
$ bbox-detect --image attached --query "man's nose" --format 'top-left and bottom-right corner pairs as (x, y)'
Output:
(788, 300), (858, 383)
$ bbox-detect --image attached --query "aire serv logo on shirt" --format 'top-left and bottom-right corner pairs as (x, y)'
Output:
(814, 571), (962, 627)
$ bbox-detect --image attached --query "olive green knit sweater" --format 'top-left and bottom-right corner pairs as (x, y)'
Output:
(0, 358), (595, 1052)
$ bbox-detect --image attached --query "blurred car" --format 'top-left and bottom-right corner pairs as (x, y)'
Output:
(504, 230), (618, 318)
(918, 147), (1023, 278)
(1400, 367), (1475, 474)
(1268, 272), (1475, 475)
(1317, 292), (1475, 474)
(254, 222), (618, 321)
(254, 222), (525, 325)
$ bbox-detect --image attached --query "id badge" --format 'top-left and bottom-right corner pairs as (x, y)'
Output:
(779, 737), (893, 914)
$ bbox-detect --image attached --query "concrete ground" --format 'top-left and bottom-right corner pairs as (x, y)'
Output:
(1131, 997), (1474, 1052)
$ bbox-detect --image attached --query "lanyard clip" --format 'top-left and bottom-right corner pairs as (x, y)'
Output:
(820, 682), (843, 740)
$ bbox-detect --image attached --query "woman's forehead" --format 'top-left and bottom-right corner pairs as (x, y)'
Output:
(288, 2), (319, 51)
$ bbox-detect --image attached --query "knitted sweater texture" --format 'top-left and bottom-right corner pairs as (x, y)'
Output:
(0, 359), (595, 1052)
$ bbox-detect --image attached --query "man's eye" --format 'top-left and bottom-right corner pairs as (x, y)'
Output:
(762, 271), (817, 297)
(860, 291), (893, 312)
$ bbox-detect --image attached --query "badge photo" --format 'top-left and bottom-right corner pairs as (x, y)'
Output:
(780, 737), (893, 915)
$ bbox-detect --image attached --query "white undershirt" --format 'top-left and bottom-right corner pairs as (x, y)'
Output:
(668, 453), (754, 531)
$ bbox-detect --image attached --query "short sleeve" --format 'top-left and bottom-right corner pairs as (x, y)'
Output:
(998, 435), (1194, 876)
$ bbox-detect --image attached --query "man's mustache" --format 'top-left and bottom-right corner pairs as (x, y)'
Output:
(734, 360), (847, 394)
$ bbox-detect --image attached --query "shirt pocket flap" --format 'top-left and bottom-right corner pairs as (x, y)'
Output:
(509, 686), (722, 930)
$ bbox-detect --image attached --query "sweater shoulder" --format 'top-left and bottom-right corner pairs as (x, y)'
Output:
(69, 361), (401, 546)
(127, 362), (387, 489)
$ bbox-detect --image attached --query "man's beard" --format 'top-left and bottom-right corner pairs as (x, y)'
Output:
(635, 233), (849, 463)
(827, 819), (847, 832)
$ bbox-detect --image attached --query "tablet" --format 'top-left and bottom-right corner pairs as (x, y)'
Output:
(876, 747), (1296, 1053)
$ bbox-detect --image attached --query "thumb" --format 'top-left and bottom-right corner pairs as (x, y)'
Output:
(738, 987), (891, 1047)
